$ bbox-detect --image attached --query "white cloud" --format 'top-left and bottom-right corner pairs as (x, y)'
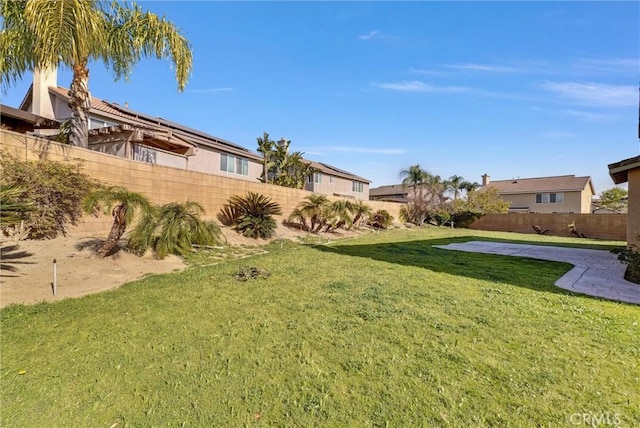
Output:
(540, 82), (637, 107)
(560, 109), (618, 123)
(372, 80), (468, 93)
(357, 30), (379, 40)
(187, 87), (233, 94)
(445, 63), (521, 73)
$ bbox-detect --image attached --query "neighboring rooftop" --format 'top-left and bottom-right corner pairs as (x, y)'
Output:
(485, 175), (595, 195)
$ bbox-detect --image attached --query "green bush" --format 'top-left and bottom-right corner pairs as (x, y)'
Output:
(218, 192), (282, 238)
(1, 154), (97, 239)
(368, 209), (393, 230)
(451, 210), (482, 228)
(611, 243), (640, 284)
(129, 201), (223, 259)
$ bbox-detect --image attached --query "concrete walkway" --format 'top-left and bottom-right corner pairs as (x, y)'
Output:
(434, 241), (640, 305)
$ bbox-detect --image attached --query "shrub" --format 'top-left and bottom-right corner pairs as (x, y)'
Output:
(218, 192), (282, 238)
(368, 209), (393, 230)
(451, 210), (482, 228)
(1, 154), (97, 239)
(611, 239), (640, 284)
(130, 201), (223, 259)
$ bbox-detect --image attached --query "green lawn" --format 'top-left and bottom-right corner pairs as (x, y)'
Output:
(2, 228), (638, 427)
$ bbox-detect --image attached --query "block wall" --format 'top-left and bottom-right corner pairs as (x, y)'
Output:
(1, 130), (402, 235)
(469, 213), (627, 241)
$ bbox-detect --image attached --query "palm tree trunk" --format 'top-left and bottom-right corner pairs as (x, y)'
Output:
(98, 204), (127, 257)
(68, 61), (91, 148)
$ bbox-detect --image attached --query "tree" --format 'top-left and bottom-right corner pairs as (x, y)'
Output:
(256, 132), (275, 183)
(1, 0), (192, 147)
(83, 187), (153, 257)
(598, 187), (628, 213)
(445, 175), (465, 200)
(458, 186), (510, 214)
(289, 194), (330, 233)
(399, 164), (427, 196)
(257, 135), (317, 189)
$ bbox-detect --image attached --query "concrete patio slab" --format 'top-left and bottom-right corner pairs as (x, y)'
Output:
(434, 241), (640, 305)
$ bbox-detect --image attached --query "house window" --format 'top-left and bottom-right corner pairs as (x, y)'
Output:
(329, 176), (334, 183)
(536, 192), (564, 204)
(220, 153), (249, 176)
(308, 173), (322, 184)
(352, 181), (364, 193)
(88, 117), (115, 130)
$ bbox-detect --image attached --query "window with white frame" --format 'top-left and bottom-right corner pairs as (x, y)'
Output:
(88, 116), (116, 130)
(308, 172), (322, 184)
(352, 181), (364, 193)
(220, 153), (249, 176)
(535, 192), (564, 204)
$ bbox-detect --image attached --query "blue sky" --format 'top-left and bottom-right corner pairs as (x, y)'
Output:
(3, 1), (639, 193)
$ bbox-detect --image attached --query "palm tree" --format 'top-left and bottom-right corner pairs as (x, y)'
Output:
(399, 164), (427, 198)
(325, 199), (354, 232)
(256, 132), (275, 184)
(135, 201), (223, 259)
(351, 200), (373, 229)
(460, 180), (481, 195)
(296, 194), (330, 233)
(83, 187), (152, 257)
(1, 0), (192, 147)
(446, 175), (465, 200)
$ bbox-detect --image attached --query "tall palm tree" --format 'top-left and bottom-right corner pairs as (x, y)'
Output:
(399, 164), (426, 199)
(256, 132), (275, 184)
(446, 175), (465, 200)
(83, 186), (152, 257)
(1, 0), (192, 147)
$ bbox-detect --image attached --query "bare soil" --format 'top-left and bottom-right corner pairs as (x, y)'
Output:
(0, 224), (373, 308)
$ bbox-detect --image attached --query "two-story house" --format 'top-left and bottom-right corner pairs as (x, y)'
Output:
(16, 68), (370, 198)
(482, 174), (595, 214)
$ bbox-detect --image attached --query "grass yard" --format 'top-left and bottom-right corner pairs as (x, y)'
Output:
(1, 228), (638, 427)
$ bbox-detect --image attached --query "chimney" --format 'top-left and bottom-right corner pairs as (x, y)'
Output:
(481, 173), (490, 186)
(32, 67), (57, 119)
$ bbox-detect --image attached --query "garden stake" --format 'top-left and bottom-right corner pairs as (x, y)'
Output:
(52, 259), (57, 296)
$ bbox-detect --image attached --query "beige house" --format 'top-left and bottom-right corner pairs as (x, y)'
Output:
(304, 161), (370, 200)
(608, 155), (640, 248)
(16, 68), (370, 199)
(482, 174), (595, 214)
(369, 184), (409, 203)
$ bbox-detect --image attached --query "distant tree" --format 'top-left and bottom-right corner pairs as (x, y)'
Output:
(598, 187), (628, 213)
(257, 135), (317, 189)
(256, 132), (275, 183)
(1, 0), (192, 147)
(399, 164), (427, 195)
(446, 175), (465, 200)
(461, 186), (510, 214)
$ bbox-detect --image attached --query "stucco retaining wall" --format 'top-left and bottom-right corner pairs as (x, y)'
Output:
(469, 213), (627, 241)
(1, 130), (402, 235)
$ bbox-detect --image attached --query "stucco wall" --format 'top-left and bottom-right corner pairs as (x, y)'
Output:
(628, 168), (640, 248)
(186, 146), (262, 182)
(1, 130), (400, 235)
(469, 213), (626, 241)
(501, 190), (588, 213)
